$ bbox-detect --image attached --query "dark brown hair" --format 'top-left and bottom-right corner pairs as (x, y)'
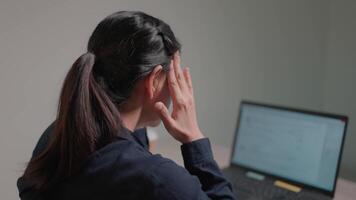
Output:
(22, 10), (181, 193)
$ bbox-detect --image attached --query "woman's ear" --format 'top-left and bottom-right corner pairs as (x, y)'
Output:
(145, 65), (163, 99)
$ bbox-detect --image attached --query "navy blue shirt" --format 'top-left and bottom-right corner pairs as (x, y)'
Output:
(17, 122), (235, 199)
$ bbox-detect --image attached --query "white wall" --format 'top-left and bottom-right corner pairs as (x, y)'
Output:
(0, 0), (353, 199)
(323, 0), (356, 181)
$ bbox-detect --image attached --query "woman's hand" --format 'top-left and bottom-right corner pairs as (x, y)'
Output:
(154, 52), (204, 144)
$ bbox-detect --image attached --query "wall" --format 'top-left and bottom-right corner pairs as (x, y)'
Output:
(323, 0), (356, 181)
(0, 0), (351, 199)
(152, 0), (328, 148)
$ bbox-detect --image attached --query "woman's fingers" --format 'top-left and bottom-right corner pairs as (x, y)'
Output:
(154, 102), (175, 129)
(173, 52), (189, 93)
(167, 60), (182, 102)
(183, 67), (193, 94)
(157, 52), (203, 144)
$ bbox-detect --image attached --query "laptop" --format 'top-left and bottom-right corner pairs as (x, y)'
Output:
(222, 101), (348, 200)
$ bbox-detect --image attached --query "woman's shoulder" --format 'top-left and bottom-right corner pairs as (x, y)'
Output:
(83, 136), (170, 175)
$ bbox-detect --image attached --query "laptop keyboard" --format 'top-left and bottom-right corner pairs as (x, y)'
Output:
(232, 174), (299, 200)
(223, 168), (328, 200)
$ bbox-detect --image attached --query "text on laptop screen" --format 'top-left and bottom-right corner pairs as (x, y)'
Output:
(232, 103), (346, 192)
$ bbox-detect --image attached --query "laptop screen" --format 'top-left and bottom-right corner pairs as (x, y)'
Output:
(232, 102), (347, 192)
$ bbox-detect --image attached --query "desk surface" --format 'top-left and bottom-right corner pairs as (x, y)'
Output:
(152, 137), (356, 200)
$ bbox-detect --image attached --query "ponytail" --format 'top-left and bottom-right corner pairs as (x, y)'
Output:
(23, 52), (123, 192)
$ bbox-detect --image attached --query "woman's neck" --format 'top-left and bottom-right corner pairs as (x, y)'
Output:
(120, 107), (142, 132)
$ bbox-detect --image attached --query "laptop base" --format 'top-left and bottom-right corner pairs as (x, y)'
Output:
(222, 166), (331, 200)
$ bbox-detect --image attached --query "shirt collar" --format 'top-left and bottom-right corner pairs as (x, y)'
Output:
(118, 126), (135, 139)
(117, 126), (149, 150)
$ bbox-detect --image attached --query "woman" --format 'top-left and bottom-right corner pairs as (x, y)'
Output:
(17, 11), (235, 200)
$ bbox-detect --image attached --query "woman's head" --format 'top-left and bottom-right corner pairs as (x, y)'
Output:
(88, 11), (180, 105)
(23, 10), (181, 192)
(88, 11), (181, 127)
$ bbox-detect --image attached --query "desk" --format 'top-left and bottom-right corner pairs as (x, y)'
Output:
(153, 137), (356, 200)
